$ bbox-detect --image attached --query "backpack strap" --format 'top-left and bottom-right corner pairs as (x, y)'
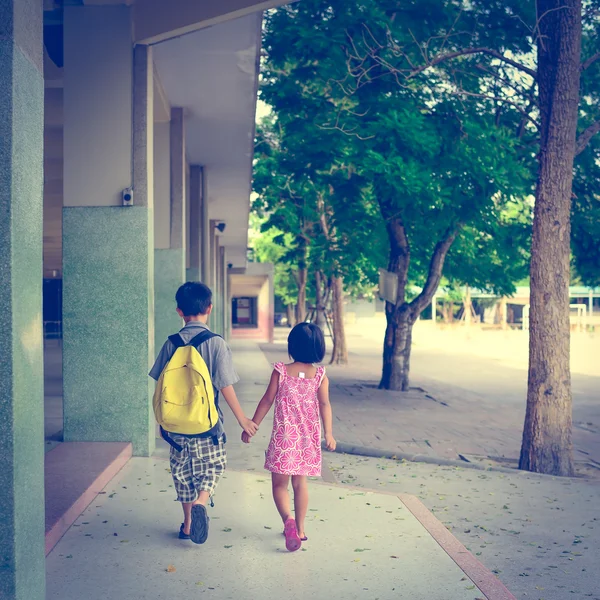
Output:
(168, 333), (186, 348)
(186, 329), (222, 407)
(188, 329), (220, 348)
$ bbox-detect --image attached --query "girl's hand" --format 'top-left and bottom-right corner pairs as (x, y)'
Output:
(325, 434), (336, 452)
(241, 431), (251, 444)
(239, 417), (258, 437)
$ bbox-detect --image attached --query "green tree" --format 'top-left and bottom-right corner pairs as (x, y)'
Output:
(273, 0), (600, 475)
(572, 136), (600, 287)
(253, 117), (386, 362)
(261, 1), (533, 391)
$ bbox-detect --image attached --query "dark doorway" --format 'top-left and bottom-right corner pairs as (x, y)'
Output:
(232, 297), (258, 328)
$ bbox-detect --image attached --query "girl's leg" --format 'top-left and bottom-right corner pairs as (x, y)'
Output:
(271, 473), (292, 522)
(291, 475), (309, 537)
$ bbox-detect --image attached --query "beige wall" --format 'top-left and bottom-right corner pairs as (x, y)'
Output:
(133, 0), (290, 44)
(153, 121), (171, 249)
(63, 6), (133, 208)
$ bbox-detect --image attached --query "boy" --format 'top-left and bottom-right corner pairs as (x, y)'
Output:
(150, 282), (258, 544)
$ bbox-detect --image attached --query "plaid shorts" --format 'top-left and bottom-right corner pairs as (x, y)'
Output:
(169, 435), (227, 503)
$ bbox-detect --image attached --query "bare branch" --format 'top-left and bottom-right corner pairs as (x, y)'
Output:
(448, 88), (540, 129)
(404, 47), (537, 81)
(582, 52), (600, 71)
(575, 120), (600, 156)
(409, 225), (461, 315)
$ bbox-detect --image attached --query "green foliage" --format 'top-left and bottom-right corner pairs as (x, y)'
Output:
(257, 0), (535, 307)
(248, 214), (299, 306)
(572, 135), (600, 287)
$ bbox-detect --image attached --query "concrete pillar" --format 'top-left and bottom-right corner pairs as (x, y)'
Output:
(188, 165), (203, 282)
(0, 0), (46, 597)
(62, 6), (155, 456)
(201, 171), (210, 283)
(153, 117), (183, 351)
(220, 246), (228, 339)
(209, 221), (221, 334)
(170, 108), (186, 256)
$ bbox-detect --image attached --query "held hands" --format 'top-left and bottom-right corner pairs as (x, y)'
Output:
(240, 417), (258, 438)
(325, 433), (337, 452)
(241, 431), (251, 444)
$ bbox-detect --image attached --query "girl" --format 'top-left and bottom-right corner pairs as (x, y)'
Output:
(242, 322), (336, 552)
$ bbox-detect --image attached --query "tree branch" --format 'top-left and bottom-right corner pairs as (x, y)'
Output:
(409, 225), (462, 315)
(575, 120), (600, 156)
(404, 47), (537, 81)
(582, 52), (600, 71)
(449, 89), (540, 129)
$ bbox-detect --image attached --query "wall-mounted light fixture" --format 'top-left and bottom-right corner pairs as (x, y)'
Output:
(214, 222), (226, 233)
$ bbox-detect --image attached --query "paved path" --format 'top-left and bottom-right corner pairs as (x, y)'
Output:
(260, 324), (600, 470)
(46, 340), (514, 599)
(46, 461), (496, 600)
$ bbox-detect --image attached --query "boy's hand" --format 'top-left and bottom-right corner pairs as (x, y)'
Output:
(325, 434), (337, 452)
(240, 417), (258, 437)
(241, 431), (251, 444)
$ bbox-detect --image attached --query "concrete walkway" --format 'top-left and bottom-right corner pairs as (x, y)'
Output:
(45, 339), (515, 599)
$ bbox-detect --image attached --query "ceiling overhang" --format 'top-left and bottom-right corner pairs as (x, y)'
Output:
(153, 13), (263, 268)
(133, 0), (289, 45)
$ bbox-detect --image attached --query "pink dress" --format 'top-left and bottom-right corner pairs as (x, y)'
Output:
(264, 362), (325, 477)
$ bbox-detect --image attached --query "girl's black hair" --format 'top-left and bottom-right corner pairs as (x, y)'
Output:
(287, 322), (326, 364)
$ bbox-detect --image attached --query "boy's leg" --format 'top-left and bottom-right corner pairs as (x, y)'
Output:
(189, 437), (227, 544)
(181, 491), (211, 535)
(291, 476), (309, 537)
(271, 472), (292, 522)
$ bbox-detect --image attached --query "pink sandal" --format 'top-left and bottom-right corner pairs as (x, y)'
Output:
(284, 517), (301, 552)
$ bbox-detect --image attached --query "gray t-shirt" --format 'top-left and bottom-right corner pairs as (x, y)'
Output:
(149, 321), (239, 436)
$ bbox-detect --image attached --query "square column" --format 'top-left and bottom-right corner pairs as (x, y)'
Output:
(201, 170), (210, 283)
(62, 6), (155, 456)
(0, 0), (46, 597)
(153, 107), (185, 347)
(153, 118), (183, 350)
(188, 165), (204, 282)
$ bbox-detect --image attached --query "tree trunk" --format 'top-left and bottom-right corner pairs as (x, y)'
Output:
(330, 275), (348, 365)
(379, 307), (415, 391)
(295, 266), (307, 323)
(463, 286), (472, 326)
(286, 304), (295, 328)
(519, 0), (581, 476)
(377, 211), (459, 390)
(315, 270), (327, 331)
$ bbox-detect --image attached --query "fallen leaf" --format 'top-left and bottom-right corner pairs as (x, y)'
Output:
(166, 565), (176, 573)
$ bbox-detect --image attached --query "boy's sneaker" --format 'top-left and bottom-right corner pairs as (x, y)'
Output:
(178, 524), (191, 540)
(190, 504), (210, 544)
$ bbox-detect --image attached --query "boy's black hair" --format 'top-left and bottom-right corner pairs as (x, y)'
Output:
(288, 322), (326, 364)
(175, 282), (212, 316)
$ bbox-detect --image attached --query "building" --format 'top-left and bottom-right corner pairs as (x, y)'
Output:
(1, 1), (286, 598)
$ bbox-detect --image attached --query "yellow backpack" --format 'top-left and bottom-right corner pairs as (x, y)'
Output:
(153, 331), (219, 437)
